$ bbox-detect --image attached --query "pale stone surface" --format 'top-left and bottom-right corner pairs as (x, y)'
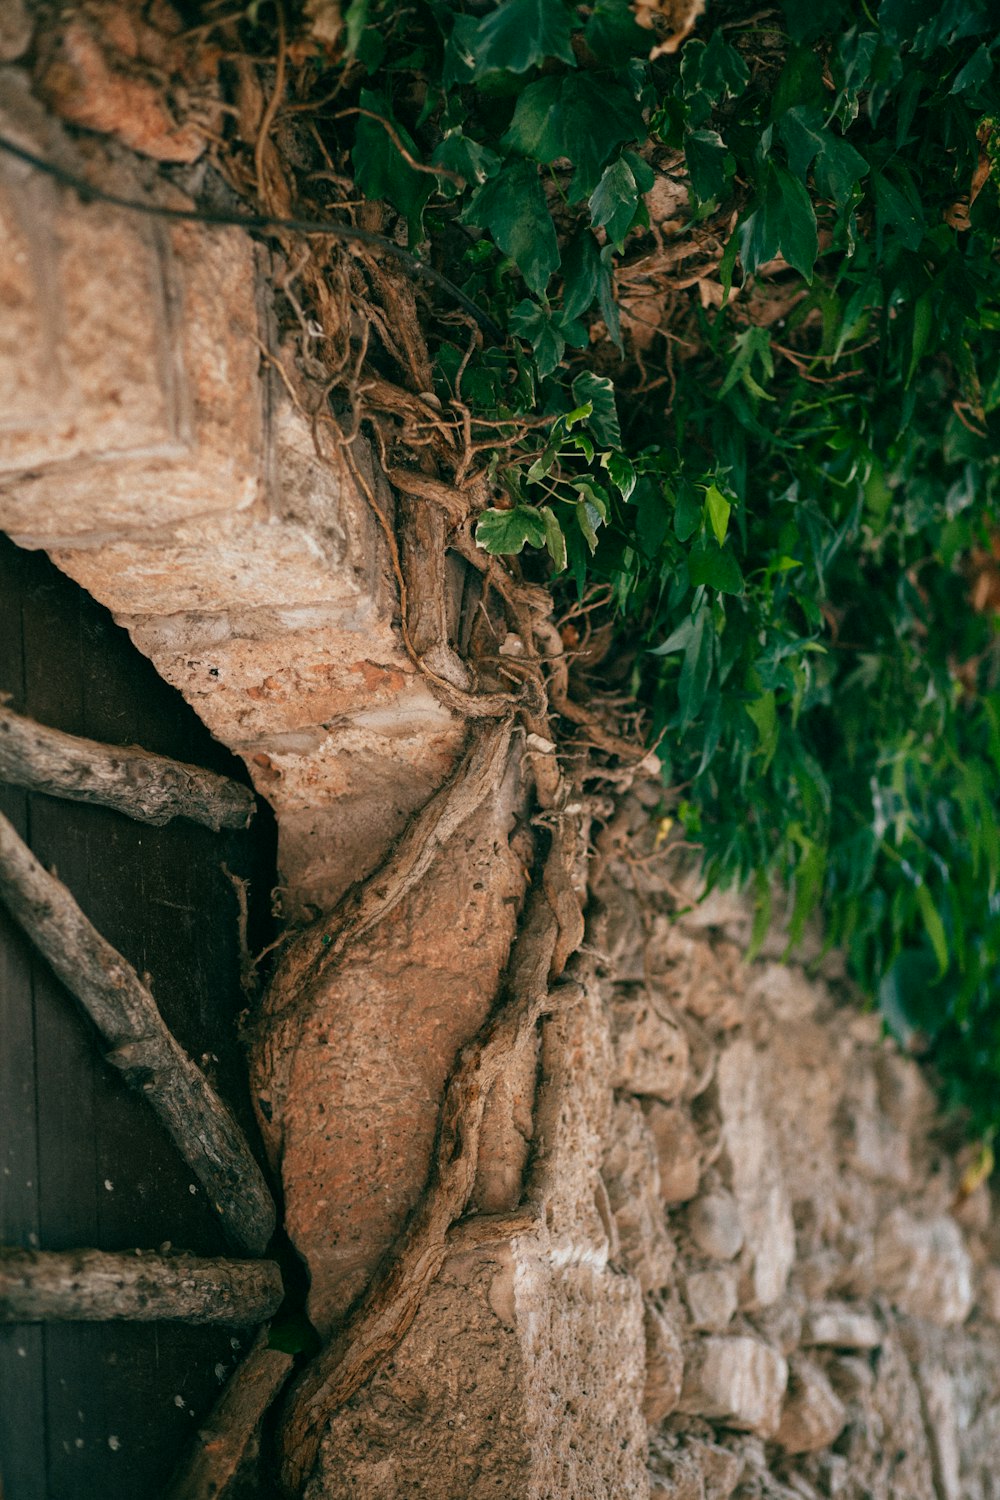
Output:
(686, 1190), (744, 1262)
(684, 1268), (738, 1332)
(0, 0), (31, 59)
(802, 1302), (881, 1351)
(645, 1101), (702, 1203)
(306, 1240), (649, 1499)
(643, 1299), (685, 1424)
(775, 1357), (847, 1454)
(716, 1040), (796, 1307)
(611, 990), (691, 1101)
(868, 1209), (974, 1326)
(677, 1335), (788, 1435)
(604, 1098), (677, 1292)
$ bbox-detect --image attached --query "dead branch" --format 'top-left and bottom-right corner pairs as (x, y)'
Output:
(278, 866), (574, 1494)
(0, 1248), (282, 1325)
(163, 1330), (294, 1500)
(0, 812), (276, 1256)
(0, 705), (256, 830)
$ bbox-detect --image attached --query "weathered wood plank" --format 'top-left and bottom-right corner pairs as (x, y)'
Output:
(0, 811), (276, 1257)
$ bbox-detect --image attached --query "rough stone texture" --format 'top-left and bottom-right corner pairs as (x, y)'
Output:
(0, 73), (463, 914)
(677, 1336), (788, 1435)
(308, 1239), (648, 1500)
(250, 756), (527, 1334)
(7, 38), (1000, 1499)
(715, 1040), (797, 1309)
(774, 1357), (847, 1454)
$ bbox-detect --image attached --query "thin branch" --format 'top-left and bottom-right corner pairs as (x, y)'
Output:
(0, 706), (256, 830)
(0, 136), (502, 341)
(163, 1330), (294, 1500)
(0, 813), (276, 1256)
(0, 1249), (283, 1325)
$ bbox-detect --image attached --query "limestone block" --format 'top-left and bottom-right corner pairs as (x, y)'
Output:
(775, 1357), (847, 1454)
(677, 1335), (788, 1435)
(250, 774), (526, 1336)
(686, 1190), (744, 1261)
(643, 1299), (685, 1424)
(604, 1098), (677, 1291)
(716, 1040), (796, 1307)
(648, 1437), (741, 1500)
(802, 1302), (881, 1351)
(839, 1062), (914, 1188)
(305, 1240), (648, 1499)
(869, 1209), (973, 1326)
(644, 1101), (702, 1203)
(0, 77), (264, 541)
(684, 1268), (738, 1332)
(917, 1364), (961, 1500)
(611, 990), (691, 1101)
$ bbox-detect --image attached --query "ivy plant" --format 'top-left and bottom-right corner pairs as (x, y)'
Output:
(274, 0), (1000, 1137)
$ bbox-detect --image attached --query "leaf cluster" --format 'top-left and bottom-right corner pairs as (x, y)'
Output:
(284, 0), (1000, 1135)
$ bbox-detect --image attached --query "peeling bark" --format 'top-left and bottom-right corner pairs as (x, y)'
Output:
(0, 704), (256, 829)
(0, 811), (276, 1255)
(0, 1248), (283, 1325)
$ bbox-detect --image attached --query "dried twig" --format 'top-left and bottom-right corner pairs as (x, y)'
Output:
(163, 1330), (294, 1500)
(0, 813), (276, 1255)
(0, 705), (255, 830)
(0, 1249), (283, 1325)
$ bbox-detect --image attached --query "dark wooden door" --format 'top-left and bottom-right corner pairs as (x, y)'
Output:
(0, 536), (278, 1500)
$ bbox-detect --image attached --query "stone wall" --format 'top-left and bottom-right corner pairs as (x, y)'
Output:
(3, 20), (1000, 1497)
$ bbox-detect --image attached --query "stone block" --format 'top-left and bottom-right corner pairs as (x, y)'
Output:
(604, 1099), (677, 1292)
(716, 1040), (795, 1307)
(686, 1190), (744, 1261)
(643, 1299), (685, 1424)
(250, 769), (526, 1336)
(802, 1302), (881, 1351)
(677, 1335), (788, 1435)
(304, 1240), (648, 1499)
(775, 1357), (847, 1454)
(611, 991), (691, 1102)
(684, 1268), (738, 1332)
(869, 1209), (973, 1326)
(644, 1101), (702, 1204)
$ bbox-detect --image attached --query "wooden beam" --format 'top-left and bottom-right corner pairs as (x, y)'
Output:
(0, 705), (256, 830)
(0, 811), (276, 1255)
(0, 1249), (283, 1325)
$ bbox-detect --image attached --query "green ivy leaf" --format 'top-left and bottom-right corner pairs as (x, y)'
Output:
(572, 371), (622, 446)
(738, 162), (818, 281)
(779, 107), (869, 209)
(704, 483), (732, 546)
(431, 131), (501, 196)
(583, 0), (649, 63)
(476, 505), (548, 554)
(503, 74), (644, 199)
(351, 89), (433, 241)
(510, 298), (587, 376)
(540, 504), (568, 569)
(685, 128), (733, 206)
(463, 160), (560, 294)
(916, 882), (949, 976)
(589, 151), (653, 248)
(746, 690), (779, 771)
(688, 538), (745, 594)
(468, 0), (576, 77)
(674, 480), (703, 541)
(603, 450), (637, 501)
(561, 232), (622, 349)
(678, 600), (714, 730)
